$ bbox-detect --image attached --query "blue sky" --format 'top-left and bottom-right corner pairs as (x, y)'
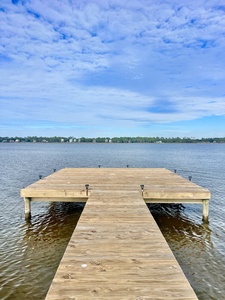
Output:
(0, 0), (225, 138)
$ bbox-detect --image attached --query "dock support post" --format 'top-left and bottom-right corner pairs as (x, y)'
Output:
(24, 197), (31, 220)
(202, 200), (209, 223)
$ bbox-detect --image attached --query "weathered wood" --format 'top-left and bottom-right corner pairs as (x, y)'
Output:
(20, 168), (210, 222)
(24, 197), (31, 220)
(30, 197), (88, 202)
(202, 199), (209, 223)
(20, 169), (211, 298)
(45, 191), (198, 299)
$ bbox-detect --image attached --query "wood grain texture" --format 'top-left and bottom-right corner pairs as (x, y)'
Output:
(45, 190), (198, 299)
(20, 168), (210, 298)
(21, 168), (210, 202)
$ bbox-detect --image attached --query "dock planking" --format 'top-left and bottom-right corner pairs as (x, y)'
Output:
(21, 168), (210, 299)
(45, 190), (198, 299)
(21, 168), (210, 221)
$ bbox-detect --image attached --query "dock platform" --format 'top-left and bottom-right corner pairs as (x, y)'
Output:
(21, 168), (210, 221)
(20, 168), (210, 299)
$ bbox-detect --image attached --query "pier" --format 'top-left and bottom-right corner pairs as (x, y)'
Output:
(20, 168), (210, 299)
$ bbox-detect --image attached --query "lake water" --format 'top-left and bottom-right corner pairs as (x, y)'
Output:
(0, 142), (225, 300)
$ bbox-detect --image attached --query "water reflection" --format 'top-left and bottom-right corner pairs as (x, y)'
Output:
(149, 203), (213, 249)
(148, 204), (225, 300)
(0, 203), (84, 300)
(24, 202), (85, 232)
(1, 143), (225, 300)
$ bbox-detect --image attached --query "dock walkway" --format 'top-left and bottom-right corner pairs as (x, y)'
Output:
(20, 168), (211, 299)
(45, 190), (198, 299)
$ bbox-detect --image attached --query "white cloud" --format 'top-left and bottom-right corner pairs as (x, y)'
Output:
(0, 0), (225, 136)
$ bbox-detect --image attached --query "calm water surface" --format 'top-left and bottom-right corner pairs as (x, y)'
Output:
(1, 143), (225, 299)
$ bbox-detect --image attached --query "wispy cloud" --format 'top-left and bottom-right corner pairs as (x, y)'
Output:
(0, 0), (225, 137)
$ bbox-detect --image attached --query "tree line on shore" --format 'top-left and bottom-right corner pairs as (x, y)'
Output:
(0, 136), (225, 143)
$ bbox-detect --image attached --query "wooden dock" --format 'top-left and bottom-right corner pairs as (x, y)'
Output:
(21, 168), (210, 222)
(20, 168), (210, 299)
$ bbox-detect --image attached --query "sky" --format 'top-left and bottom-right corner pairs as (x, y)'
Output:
(0, 0), (225, 138)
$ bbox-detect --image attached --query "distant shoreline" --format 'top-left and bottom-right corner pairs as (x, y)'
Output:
(1, 136), (225, 144)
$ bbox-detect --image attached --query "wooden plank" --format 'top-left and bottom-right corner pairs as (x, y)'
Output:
(21, 189), (86, 198)
(31, 197), (88, 202)
(45, 191), (198, 299)
(20, 168), (210, 296)
(21, 168), (210, 201)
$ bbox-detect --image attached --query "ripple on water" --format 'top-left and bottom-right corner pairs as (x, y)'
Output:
(1, 143), (225, 300)
(149, 204), (225, 300)
(0, 202), (84, 300)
